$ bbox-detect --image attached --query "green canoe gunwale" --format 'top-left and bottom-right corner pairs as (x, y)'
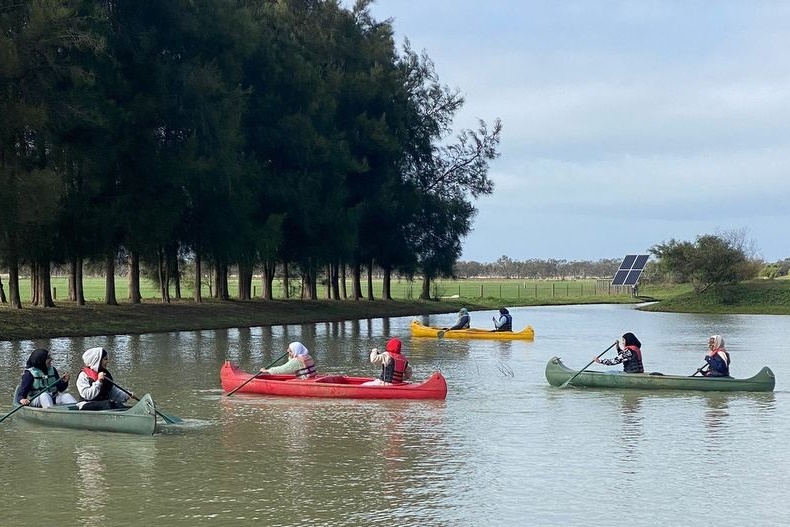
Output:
(545, 356), (775, 393)
(11, 393), (158, 435)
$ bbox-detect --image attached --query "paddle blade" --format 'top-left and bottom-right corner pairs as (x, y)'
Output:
(157, 409), (183, 424)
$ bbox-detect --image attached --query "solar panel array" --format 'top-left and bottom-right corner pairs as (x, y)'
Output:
(611, 254), (649, 286)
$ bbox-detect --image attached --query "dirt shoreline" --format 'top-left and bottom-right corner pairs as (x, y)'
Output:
(0, 298), (476, 341)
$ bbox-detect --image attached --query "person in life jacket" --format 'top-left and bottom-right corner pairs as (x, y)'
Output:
(701, 335), (730, 377)
(76, 347), (133, 410)
(493, 307), (513, 332)
(594, 332), (645, 373)
(15, 348), (78, 408)
(444, 307), (471, 331)
(259, 342), (317, 379)
(363, 337), (413, 386)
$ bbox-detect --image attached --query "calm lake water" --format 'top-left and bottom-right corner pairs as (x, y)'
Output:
(2, 304), (789, 526)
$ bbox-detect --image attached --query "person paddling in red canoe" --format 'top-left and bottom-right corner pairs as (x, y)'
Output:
(259, 342), (317, 379)
(363, 338), (413, 386)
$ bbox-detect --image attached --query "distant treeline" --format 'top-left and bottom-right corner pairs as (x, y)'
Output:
(453, 257), (622, 280)
(0, 0), (501, 308)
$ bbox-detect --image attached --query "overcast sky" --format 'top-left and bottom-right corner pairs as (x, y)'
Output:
(364, 1), (790, 263)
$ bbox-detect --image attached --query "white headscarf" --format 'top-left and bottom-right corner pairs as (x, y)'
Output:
(709, 335), (726, 351)
(82, 347), (106, 372)
(288, 342), (309, 358)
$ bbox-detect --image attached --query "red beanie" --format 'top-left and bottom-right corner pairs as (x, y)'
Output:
(385, 338), (402, 354)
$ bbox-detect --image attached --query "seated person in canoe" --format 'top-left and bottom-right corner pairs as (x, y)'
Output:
(259, 342), (317, 379)
(444, 307), (471, 331)
(493, 307), (513, 332)
(593, 332), (644, 373)
(76, 347), (133, 410)
(16, 348), (78, 408)
(701, 335), (730, 377)
(363, 338), (413, 386)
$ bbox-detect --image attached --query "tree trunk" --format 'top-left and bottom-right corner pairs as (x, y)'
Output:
(68, 258), (76, 301)
(326, 264), (332, 299)
(158, 246), (170, 304)
(105, 253), (118, 305)
(129, 251), (142, 304)
(330, 262), (340, 300)
(31, 262), (39, 306)
(238, 263), (252, 300)
(9, 260), (22, 309)
(75, 257), (85, 305)
(352, 263), (362, 300)
(262, 260), (275, 300)
(383, 268), (393, 300)
(172, 252), (182, 300)
(420, 275), (432, 300)
(366, 260), (375, 300)
(283, 262), (290, 299)
(213, 265), (220, 298)
(194, 251), (203, 303)
(37, 261), (55, 307)
(0, 273), (6, 303)
(217, 262), (229, 301)
(302, 266), (316, 300)
(340, 265), (347, 299)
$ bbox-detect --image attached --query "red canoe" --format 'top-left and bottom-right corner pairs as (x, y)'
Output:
(220, 361), (447, 400)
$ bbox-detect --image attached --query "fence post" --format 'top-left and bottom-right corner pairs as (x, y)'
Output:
(552, 283), (555, 297)
(480, 284), (483, 298)
(53, 287), (56, 300)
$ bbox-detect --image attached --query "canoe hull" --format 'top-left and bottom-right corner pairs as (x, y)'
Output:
(12, 394), (158, 435)
(221, 362), (447, 400)
(410, 320), (535, 340)
(545, 356), (775, 392)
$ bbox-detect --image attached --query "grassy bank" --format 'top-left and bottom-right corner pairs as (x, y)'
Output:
(639, 280), (790, 315)
(2, 278), (787, 342)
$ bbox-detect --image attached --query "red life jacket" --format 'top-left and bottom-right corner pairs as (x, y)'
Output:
(380, 354), (409, 384)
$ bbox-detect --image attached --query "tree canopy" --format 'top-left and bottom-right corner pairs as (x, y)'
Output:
(0, 0), (502, 307)
(650, 233), (759, 293)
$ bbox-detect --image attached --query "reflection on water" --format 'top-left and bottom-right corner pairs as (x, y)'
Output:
(2, 306), (790, 526)
(76, 446), (107, 524)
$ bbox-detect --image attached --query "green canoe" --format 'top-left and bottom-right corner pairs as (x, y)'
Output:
(545, 356), (776, 392)
(11, 393), (158, 435)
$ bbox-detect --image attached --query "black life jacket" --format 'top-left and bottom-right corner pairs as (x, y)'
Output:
(623, 345), (644, 373)
(80, 367), (114, 401)
(496, 313), (513, 332)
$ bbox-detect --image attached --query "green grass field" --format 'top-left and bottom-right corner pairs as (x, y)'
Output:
(2, 275), (638, 304)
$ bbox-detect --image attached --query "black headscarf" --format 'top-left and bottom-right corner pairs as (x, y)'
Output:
(622, 332), (642, 348)
(26, 348), (50, 371)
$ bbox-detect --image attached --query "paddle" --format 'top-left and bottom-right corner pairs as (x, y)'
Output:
(104, 378), (183, 425)
(437, 329), (448, 338)
(692, 365), (708, 376)
(226, 350), (289, 397)
(559, 342), (618, 388)
(0, 378), (62, 424)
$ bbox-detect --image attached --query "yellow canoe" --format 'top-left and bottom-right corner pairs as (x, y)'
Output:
(410, 320), (535, 340)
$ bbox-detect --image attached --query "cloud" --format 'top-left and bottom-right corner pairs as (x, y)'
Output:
(366, 0), (790, 262)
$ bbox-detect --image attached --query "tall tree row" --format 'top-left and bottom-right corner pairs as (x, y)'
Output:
(0, 0), (502, 309)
